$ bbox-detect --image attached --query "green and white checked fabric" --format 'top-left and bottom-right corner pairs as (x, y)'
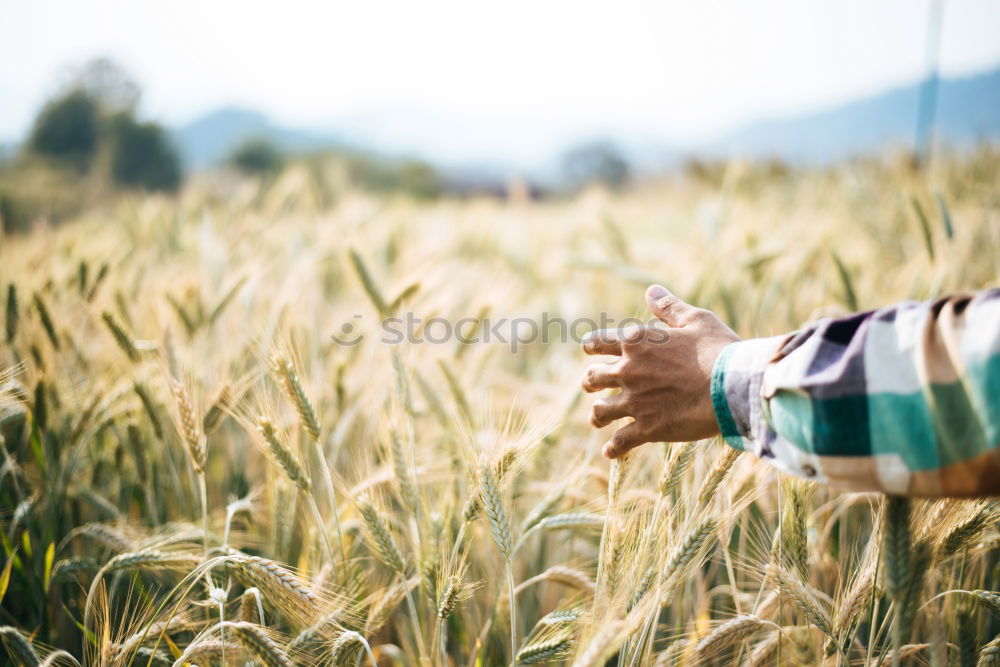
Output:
(711, 288), (1000, 496)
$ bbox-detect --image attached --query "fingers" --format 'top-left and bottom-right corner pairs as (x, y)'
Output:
(581, 363), (621, 393)
(581, 329), (623, 356)
(589, 394), (630, 428)
(602, 420), (647, 459)
(646, 284), (702, 327)
(582, 325), (650, 356)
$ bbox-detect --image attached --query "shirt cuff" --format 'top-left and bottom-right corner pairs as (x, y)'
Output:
(710, 336), (788, 452)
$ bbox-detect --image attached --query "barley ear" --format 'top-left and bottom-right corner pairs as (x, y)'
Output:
(517, 637), (573, 663)
(694, 615), (768, 659)
(0, 626), (41, 666)
(169, 378), (205, 473)
(883, 496), (929, 653)
(697, 446), (741, 506)
(478, 458), (512, 558)
(6, 284), (18, 343)
(979, 634), (1000, 666)
(226, 622), (294, 667)
(358, 498), (405, 573)
(32, 292), (59, 350)
(101, 311), (140, 362)
(257, 417), (310, 491)
(349, 247), (388, 315)
(389, 427), (417, 510)
(779, 478), (810, 580)
(271, 355), (321, 441)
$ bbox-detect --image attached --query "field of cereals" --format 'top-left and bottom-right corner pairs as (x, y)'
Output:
(1, 150), (998, 666)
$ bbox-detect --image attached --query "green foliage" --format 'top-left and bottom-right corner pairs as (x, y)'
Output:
(229, 138), (285, 174)
(27, 89), (100, 171)
(107, 113), (181, 192)
(1, 59), (179, 230)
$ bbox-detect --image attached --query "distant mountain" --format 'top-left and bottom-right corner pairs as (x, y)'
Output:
(171, 107), (343, 169)
(170, 66), (1000, 173)
(711, 67), (1000, 162)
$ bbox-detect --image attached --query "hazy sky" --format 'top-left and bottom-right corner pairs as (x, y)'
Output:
(2, 0), (999, 143)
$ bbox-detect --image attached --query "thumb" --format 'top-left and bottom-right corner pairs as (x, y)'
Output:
(646, 284), (699, 327)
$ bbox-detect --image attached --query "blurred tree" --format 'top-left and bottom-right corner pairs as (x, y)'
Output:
(228, 138), (285, 174)
(72, 57), (141, 113)
(27, 89), (100, 170)
(561, 140), (631, 190)
(107, 113), (181, 192)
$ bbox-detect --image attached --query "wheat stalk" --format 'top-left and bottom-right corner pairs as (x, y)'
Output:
(32, 292), (59, 350)
(5, 284), (17, 343)
(938, 501), (998, 559)
(257, 417), (310, 491)
(436, 575), (463, 619)
(478, 458), (512, 558)
(358, 498), (405, 573)
(517, 636), (573, 663)
(271, 354), (321, 441)
(357, 498), (426, 660)
(1, 626), (41, 666)
(225, 551), (321, 618)
(979, 634), (1000, 666)
(766, 563), (832, 636)
(541, 609), (584, 626)
(477, 456), (517, 660)
(659, 442), (694, 498)
(101, 311), (139, 362)
(779, 478), (810, 580)
(348, 247), (388, 315)
(105, 550), (201, 572)
(271, 352), (348, 580)
(114, 615), (192, 659)
(169, 377), (205, 473)
(661, 517), (717, 594)
(694, 614), (768, 658)
(697, 446), (741, 506)
(389, 426), (417, 510)
(828, 561), (876, 656)
(932, 589), (1000, 616)
(224, 622), (293, 667)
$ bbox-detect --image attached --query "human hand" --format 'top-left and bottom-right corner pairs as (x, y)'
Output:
(581, 285), (740, 458)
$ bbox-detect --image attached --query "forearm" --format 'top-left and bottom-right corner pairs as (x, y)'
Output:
(711, 289), (1000, 496)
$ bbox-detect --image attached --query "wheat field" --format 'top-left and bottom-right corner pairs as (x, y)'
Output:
(1, 150), (999, 666)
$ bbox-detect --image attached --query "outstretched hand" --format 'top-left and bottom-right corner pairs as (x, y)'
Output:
(581, 284), (740, 458)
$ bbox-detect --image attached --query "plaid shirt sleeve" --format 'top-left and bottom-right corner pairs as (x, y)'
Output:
(710, 288), (1000, 496)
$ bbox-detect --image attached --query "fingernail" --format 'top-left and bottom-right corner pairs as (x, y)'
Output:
(647, 284), (669, 300)
(602, 443), (614, 458)
(582, 330), (595, 343)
